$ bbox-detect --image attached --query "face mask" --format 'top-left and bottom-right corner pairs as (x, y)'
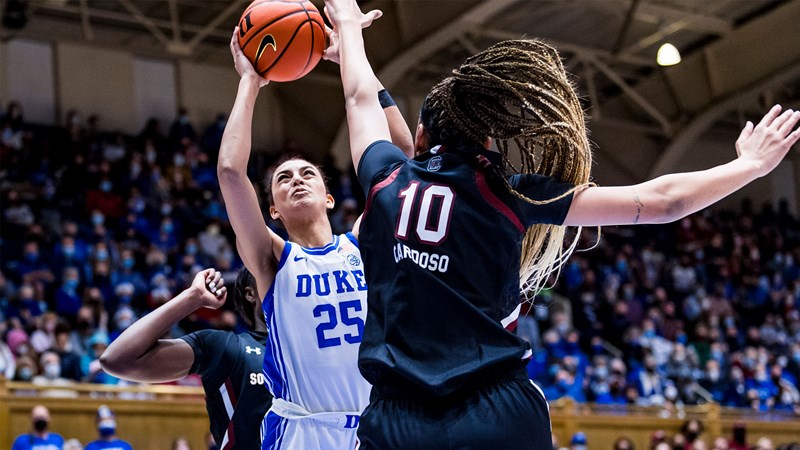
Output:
(123, 257), (135, 269)
(64, 279), (79, 290)
(92, 214), (105, 226)
(161, 204), (173, 216)
(63, 246), (75, 257)
(44, 363), (60, 379)
(173, 155), (186, 167)
(25, 251), (38, 262)
(17, 344), (30, 356)
(99, 425), (116, 437)
(99, 181), (112, 192)
(33, 419), (48, 432)
(19, 367), (33, 380)
(131, 198), (145, 213)
(595, 366), (609, 379)
(186, 244), (198, 255)
(96, 249), (109, 261)
(116, 318), (133, 330)
(146, 150), (157, 163)
(162, 222), (174, 233)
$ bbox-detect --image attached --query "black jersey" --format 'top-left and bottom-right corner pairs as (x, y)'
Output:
(356, 140), (575, 396)
(181, 329), (271, 450)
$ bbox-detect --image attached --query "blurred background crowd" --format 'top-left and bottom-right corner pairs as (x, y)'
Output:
(2, 98), (800, 423)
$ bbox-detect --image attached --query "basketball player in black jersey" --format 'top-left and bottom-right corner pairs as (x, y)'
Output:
(325, 0), (800, 448)
(101, 268), (270, 450)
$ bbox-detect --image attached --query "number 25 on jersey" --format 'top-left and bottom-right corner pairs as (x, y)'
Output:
(313, 300), (364, 349)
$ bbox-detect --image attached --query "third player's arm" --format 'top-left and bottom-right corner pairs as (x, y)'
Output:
(377, 80), (414, 157)
(100, 270), (227, 383)
(326, 0), (392, 172)
(564, 106), (800, 226)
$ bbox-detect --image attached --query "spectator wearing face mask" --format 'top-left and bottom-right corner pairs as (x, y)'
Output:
(56, 267), (83, 322)
(569, 432), (588, 450)
(84, 405), (132, 450)
(31, 351), (78, 398)
(11, 405), (64, 450)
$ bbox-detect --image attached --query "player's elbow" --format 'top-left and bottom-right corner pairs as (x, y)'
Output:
(649, 193), (689, 224)
(99, 347), (130, 377)
(217, 157), (243, 183)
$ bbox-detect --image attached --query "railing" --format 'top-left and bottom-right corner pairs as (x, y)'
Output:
(0, 377), (208, 450)
(2, 378), (799, 449)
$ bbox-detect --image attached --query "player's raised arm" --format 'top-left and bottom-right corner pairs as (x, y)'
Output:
(323, 20), (414, 158)
(218, 29), (279, 296)
(100, 270), (227, 383)
(325, 0), (392, 171)
(563, 106), (800, 226)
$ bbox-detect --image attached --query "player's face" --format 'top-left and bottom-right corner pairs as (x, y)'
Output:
(270, 159), (333, 221)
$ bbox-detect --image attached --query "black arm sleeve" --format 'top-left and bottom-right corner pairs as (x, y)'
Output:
(356, 140), (408, 194)
(509, 174), (576, 226)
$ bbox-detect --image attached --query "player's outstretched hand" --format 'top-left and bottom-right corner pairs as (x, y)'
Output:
(323, 8), (382, 64)
(190, 268), (227, 309)
(230, 27), (269, 88)
(323, 0), (376, 30)
(735, 105), (800, 177)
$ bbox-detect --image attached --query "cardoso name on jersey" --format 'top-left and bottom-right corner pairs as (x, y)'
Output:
(392, 242), (449, 273)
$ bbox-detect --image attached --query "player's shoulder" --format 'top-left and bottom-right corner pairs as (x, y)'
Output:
(182, 328), (238, 349)
(238, 329), (268, 347)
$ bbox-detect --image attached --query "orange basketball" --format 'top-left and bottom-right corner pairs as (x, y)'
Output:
(236, 0), (326, 82)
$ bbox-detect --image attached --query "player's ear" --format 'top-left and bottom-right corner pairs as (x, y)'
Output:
(243, 286), (257, 304)
(269, 205), (280, 220)
(414, 123), (429, 155)
(326, 194), (335, 211)
(483, 136), (493, 150)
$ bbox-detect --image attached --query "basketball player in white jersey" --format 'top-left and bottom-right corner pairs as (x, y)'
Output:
(219, 19), (412, 449)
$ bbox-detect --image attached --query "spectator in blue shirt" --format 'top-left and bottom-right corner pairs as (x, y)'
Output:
(11, 405), (64, 450)
(84, 405), (133, 450)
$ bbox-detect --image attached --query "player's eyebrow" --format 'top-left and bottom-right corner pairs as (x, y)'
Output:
(276, 165), (316, 178)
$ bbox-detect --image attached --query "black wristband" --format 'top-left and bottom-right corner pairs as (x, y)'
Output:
(378, 89), (396, 108)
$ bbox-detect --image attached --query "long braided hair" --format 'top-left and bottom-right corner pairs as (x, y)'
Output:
(420, 39), (594, 299)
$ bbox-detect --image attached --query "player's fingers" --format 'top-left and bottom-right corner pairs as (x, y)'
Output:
(216, 286), (227, 299)
(209, 270), (222, 290)
(758, 104), (782, 128)
(737, 121), (754, 143)
(362, 9), (382, 28)
(777, 110), (800, 136)
(786, 126), (800, 148)
(771, 108), (795, 132)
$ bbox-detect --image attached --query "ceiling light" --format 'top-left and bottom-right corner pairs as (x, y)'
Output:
(657, 43), (681, 66)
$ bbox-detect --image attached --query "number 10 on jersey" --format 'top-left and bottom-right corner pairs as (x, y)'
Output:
(396, 182), (456, 245)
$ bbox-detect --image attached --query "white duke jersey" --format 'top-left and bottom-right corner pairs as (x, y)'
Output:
(262, 233), (371, 414)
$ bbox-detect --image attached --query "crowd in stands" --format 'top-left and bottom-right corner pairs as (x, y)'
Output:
(522, 186), (800, 413)
(560, 418), (800, 450)
(0, 100), (360, 390)
(2, 99), (800, 424)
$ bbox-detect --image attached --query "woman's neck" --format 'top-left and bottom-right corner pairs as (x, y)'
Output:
(286, 216), (334, 249)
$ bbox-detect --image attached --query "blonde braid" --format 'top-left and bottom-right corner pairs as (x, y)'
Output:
(425, 39), (595, 299)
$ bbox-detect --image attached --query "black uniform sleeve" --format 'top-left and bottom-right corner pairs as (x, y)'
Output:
(509, 174), (576, 226)
(356, 140), (408, 194)
(180, 330), (226, 377)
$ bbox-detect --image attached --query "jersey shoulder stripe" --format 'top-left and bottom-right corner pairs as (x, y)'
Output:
(364, 166), (402, 213)
(475, 169), (524, 232)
